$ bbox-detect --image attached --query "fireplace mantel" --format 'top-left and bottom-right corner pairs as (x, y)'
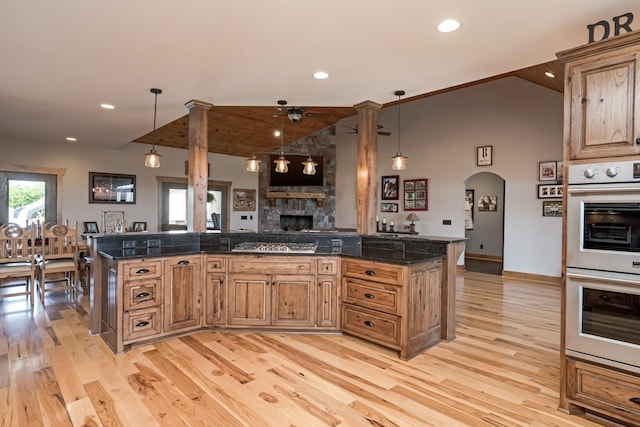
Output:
(266, 191), (326, 207)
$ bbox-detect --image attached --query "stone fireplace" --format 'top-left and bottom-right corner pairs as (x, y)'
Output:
(280, 215), (313, 231)
(258, 127), (336, 232)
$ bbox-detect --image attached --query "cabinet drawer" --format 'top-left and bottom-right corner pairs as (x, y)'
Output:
(342, 259), (404, 285)
(123, 307), (162, 342)
(317, 258), (338, 275)
(229, 256), (314, 274)
(567, 359), (640, 423)
(124, 279), (162, 311)
(122, 260), (162, 281)
(342, 304), (401, 349)
(343, 277), (401, 315)
(206, 256), (226, 273)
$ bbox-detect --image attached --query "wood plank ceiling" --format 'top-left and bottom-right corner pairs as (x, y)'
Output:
(133, 60), (564, 159)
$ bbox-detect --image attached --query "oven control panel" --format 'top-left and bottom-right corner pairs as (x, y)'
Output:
(568, 160), (640, 184)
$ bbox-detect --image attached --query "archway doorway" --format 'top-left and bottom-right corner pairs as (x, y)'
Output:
(464, 172), (505, 275)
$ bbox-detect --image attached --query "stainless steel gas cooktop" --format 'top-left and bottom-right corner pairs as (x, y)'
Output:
(231, 242), (317, 254)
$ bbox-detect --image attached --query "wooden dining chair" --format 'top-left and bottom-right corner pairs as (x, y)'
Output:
(37, 220), (79, 304)
(0, 223), (37, 305)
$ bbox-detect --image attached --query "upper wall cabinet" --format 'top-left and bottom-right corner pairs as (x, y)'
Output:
(558, 31), (640, 160)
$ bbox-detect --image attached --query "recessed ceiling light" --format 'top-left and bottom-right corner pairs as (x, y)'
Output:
(544, 71), (556, 78)
(274, 130), (281, 137)
(100, 103), (115, 110)
(65, 137), (77, 142)
(313, 71), (329, 80)
(437, 19), (461, 33)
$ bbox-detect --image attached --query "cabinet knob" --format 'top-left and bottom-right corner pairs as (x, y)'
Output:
(365, 269), (376, 276)
(136, 268), (150, 274)
(364, 293), (375, 299)
(630, 397), (640, 405)
(135, 292), (150, 298)
(364, 320), (375, 327)
(135, 321), (150, 328)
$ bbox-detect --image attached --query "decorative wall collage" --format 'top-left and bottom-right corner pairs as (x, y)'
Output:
(537, 160), (563, 217)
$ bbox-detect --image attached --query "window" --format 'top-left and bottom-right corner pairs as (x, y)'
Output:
(0, 170), (60, 227)
(157, 177), (230, 231)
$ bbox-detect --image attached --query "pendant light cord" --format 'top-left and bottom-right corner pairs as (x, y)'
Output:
(395, 90), (404, 153)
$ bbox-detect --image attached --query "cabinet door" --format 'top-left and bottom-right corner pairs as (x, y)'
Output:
(568, 50), (640, 159)
(271, 274), (316, 327)
(406, 261), (442, 349)
(204, 272), (226, 326)
(163, 256), (202, 332)
(317, 276), (339, 328)
(227, 274), (271, 326)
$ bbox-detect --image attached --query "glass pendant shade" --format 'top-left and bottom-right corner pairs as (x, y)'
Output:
(302, 156), (318, 175)
(144, 88), (163, 168)
(274, 154), (290, 173)
(144, 148), (161, 168)
(391, 152), (407, 170)
(246, 156), (261, 172)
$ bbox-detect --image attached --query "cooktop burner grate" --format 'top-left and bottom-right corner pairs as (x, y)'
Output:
(231, 242), (317, 254)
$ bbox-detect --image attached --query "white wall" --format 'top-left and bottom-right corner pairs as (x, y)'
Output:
(336, 77), (564, 277)
(1, 140), (258, 232)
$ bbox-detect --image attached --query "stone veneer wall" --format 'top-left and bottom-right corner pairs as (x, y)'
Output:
(258, 127), (336, 232)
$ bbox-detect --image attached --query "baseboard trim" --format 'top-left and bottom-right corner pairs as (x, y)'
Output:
(502, 270), (561, 285)
(465, 253), (503, 262)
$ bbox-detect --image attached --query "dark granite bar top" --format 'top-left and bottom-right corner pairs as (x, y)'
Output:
(95, 231), (462, 265)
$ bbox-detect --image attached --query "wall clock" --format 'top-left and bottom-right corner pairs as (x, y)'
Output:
(476, 145), (493, 166)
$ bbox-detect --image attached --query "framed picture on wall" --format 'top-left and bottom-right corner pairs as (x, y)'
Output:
(539, 161), (557, 181)
(542, 200), (563, 217)
(89, 172), (136, 204)
(403, 178), (428, 211)
(381, 176), (399, 200)
(380, 202), (398, 212)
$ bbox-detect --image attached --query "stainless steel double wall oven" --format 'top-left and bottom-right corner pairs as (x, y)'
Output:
(566, 160), (640, 373)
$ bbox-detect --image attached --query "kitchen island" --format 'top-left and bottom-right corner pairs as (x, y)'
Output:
(88, 231), (464, 359)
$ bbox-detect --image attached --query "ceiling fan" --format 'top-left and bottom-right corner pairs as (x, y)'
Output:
(274, 100), (328, 123)
(343, 124), (391, 136)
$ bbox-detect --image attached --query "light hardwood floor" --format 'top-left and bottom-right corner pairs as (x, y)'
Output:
(0, 272), (613, 426)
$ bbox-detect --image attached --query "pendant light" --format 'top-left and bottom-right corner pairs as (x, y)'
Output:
(302, 155), (318, 175)
(246, 154), (261, 172)
(273, 100), (290, 173)
(144, 88), (163, 168)
(391, 90), (407, 171)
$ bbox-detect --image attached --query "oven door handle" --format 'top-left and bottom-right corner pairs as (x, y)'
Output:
(568, 186), (640, 195)
(566, 271), (640, 286)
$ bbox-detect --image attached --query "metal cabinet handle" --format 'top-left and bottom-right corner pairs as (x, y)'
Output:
(635, 137), (640, 145)
(178, 260), (190, 265)
(364, 293), (375, 299)
(365, 269), (376, 276)
(136, 268), (150, 274)
(135, 321), (150, 327)
(364, 320), (375, 327)
(135, 292), (150, 298)
(212, 263), (219, 268)
(630, 397), (640, 405)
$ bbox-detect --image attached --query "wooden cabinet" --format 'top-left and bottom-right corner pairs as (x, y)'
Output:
(163, 255), (202, 332)
(558, 31), (640, 160)
(204, 255), (226, 326)
(566, 358), (640, 425)
(341, 258), (442, 360)
(227, 255), (338, 330)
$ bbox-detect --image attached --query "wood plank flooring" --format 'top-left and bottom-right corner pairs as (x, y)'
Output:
(0, 272), (614, 426)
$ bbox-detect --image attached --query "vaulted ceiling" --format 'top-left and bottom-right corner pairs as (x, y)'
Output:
(0, 1), (636, 158)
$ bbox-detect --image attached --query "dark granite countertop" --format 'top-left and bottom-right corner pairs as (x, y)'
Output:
(96, 231), (460, 265)
(99, 246), (444, 265)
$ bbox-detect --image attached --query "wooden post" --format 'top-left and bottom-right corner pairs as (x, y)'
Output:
(185, 100), (213, 232)
(354, 101), (382, 235)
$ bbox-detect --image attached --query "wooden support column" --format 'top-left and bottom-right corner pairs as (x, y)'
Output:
(354, 100), (382, 235)
(185, 99), (213, 232)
